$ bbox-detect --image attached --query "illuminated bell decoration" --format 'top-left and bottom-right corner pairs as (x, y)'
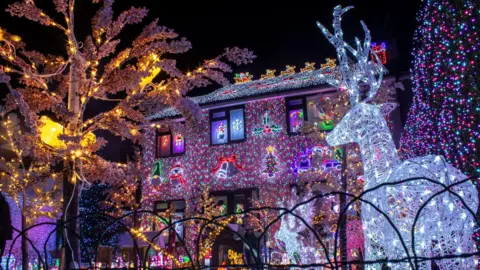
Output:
(234, 72), (252, 84)
(253, 109), (282, 136)
(212, 155), (244, 179)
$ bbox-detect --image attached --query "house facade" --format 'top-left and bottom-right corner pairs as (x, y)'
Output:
(133, 65), (405, 267)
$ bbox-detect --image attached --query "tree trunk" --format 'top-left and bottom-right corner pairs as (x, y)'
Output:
(21, 191), (28, 270)
(63, 161), (81, 269)
(63, 57), (82, 269)
(339, 145), (348, 270)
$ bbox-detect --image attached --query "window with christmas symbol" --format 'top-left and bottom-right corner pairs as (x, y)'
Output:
(285, 96), (308, 134)
(210, 106), (245, 145)
(155, 129), (185, 158)
(153, 200), (185, 240)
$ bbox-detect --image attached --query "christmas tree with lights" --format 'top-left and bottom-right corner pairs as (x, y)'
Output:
(79, 183), (120, 264)
(400, 0), (480, 176)
(262, 146), (279, 177)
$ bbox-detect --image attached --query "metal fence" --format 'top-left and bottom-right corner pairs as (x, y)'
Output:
(1, 176), (479, 269)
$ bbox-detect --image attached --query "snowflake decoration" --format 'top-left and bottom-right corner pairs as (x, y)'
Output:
(232, 118), (243, 131)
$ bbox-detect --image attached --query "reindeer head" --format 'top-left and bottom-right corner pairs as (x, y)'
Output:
(316, 6), (392, 147)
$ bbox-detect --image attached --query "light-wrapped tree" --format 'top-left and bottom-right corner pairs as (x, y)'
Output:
(0, 0), (254, 267)
(0, 111), (61, 269)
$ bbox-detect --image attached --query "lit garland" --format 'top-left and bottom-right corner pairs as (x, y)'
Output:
(147, 58), (364, 120)
(228, 249), (245, 268)
(400, 0), (480, 177)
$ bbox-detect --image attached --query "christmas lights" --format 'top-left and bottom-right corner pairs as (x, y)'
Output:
(400, 0), (479, 177)
(234, 72), (253, 84)
(262, 146), (280, 178)
(370, 42), (387, 64)
(252, 109), (282, 136)
(318, 5), (478, 269)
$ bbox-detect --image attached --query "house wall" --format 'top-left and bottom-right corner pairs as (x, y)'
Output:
(143, 97), (323, 205)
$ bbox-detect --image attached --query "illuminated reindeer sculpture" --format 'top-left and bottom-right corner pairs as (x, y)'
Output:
(318, 6), (478, 269)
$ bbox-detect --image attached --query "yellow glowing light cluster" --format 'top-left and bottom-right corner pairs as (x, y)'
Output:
(130, 228), (183, 266)
(320, 58), (337, 69)
(260, 69), (276, 80)
(39, 116), (65, 149)
(40, 116), (96, 150)
(228, 249), (245, 267)
(139, 66), (161, 89)
(301, 62), (316, 72)
(198, 216), (234, 259)
(280, 65), (296, 76)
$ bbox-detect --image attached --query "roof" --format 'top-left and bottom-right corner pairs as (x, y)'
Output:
(147, 65), (342, 120)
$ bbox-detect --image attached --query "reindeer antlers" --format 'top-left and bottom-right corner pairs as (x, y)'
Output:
(316, 5), (386, 106)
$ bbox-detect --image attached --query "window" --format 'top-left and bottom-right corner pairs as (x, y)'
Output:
(285, 97), (307, 134)
(210, 188), (258, 225)
(306, 95), (335, 132)
(210, 106), (245, 145)
(156, 131), (185, 158)
(154, 200), (185, 240)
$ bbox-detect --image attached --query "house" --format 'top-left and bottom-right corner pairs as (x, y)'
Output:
(124, 62), (406, 268)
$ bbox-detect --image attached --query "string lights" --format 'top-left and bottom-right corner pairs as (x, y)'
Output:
(400, 0), (479, 177)
(319, 5), (478, 269)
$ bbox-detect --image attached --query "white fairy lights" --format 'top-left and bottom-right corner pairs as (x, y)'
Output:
(319, 5), (479, 269)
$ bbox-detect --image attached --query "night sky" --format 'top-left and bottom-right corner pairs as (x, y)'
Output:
(0, 0), (421, 161)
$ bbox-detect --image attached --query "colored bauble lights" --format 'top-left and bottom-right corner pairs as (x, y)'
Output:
(262, 146), (280, 178)
(253, 109), (282, 136)
(400, 0), (480, 176)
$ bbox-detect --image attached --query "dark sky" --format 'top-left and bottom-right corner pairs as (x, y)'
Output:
(0, 0), (420, 161)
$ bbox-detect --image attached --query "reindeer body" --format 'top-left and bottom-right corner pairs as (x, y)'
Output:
(274, 190), (315, 264)
(327, 103), (478, 269)
(316, 6), (478, 268)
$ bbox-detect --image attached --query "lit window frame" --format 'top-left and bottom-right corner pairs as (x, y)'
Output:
(155, 130), (185, 158)
(285, 96), (308, 135)
(209, 105), (246, 146)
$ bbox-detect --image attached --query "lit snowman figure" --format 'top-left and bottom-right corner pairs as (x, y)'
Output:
(168, 164), (186, 188)
(216, 123), (226, 143)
